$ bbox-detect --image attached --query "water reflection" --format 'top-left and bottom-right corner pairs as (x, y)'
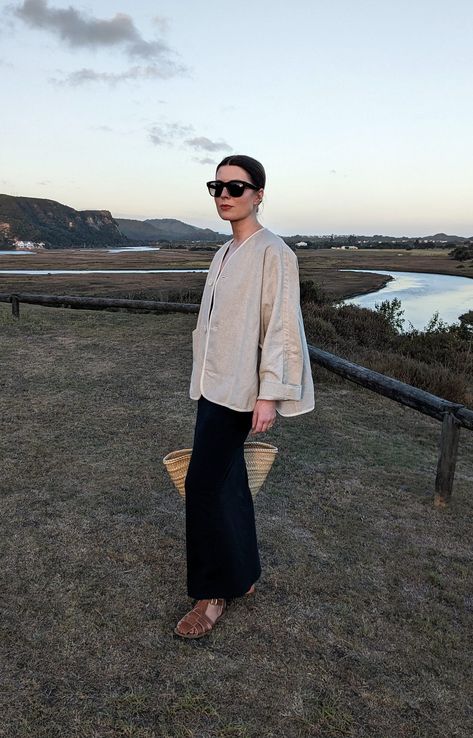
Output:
(343, 270), (473, 330)
(0, 269), (208, 275)
(107, 246), (161, 252)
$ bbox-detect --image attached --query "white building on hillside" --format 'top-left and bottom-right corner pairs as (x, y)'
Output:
(14, 240), (45, 250)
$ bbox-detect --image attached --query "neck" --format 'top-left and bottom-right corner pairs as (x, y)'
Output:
(230, 216), (262, 247)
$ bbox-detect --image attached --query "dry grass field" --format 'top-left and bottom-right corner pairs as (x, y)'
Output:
(1, 302), (472, 738)
(1, 246), (471, 301)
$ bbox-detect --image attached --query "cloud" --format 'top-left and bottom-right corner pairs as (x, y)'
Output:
(152, 15), (169, 34)
(193, 156), (217, 165)
(12, 0), (188, 87)
(13, 0), (169, 58)
(89, 124), (138, 136)
(91, 124), (113, 132)
(185, 136), (231, 153)
(149, 122), (194, 146)
(59, 62), (185, 86)
(148, 123), (233, 160)
(12, 1), (187, 83)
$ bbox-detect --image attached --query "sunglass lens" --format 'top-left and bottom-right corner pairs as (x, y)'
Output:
(227, 182), (245, 197)
(207, 182), (221, 197)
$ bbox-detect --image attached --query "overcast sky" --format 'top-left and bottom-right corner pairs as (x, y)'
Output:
(1, 0), (472, 236)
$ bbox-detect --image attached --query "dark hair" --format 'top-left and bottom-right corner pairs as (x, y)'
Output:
(216, 154), (266, 189)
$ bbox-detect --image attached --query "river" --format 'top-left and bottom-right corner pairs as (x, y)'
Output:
(1, 253), (471, 332)
(343, 270), (473, 330)
(0, 269), (208, 274)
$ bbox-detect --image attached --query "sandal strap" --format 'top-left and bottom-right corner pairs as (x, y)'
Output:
(177, 599), (226, 636)
(183, 609), (213, 633)
(199, 597), (225, 608)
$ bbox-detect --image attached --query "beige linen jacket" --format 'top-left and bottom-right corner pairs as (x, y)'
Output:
(189, 227), (315, 417)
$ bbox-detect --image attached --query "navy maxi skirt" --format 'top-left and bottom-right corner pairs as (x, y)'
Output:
(184, 395), (262, 600)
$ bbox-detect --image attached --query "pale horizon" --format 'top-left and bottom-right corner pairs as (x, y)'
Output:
(2, 0), (472, 238)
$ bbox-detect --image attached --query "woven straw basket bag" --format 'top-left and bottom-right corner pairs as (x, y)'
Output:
(163, 441), (278, 499)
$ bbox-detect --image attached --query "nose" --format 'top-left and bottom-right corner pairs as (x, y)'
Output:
(219, 185), (231, 198)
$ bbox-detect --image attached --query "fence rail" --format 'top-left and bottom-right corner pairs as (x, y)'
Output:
(0, 291), (200, 316)
(2, 290), (471, 507)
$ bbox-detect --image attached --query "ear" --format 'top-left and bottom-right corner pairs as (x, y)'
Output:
(254, 188), (264, 205)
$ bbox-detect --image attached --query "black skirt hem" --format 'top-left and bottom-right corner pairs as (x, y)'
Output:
(187, 569), (261, 601)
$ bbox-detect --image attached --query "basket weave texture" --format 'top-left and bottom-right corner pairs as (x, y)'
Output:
(163, 441), (278, 499)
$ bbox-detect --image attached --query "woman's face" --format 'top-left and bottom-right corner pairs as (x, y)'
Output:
(213, 164), (263, 223)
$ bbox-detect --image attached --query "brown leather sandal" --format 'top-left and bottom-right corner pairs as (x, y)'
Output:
(174, 598), (227, 639)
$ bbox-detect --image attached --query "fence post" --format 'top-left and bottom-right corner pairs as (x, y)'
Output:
(434, 412), (461, 507)
(11, 294), (20, 319)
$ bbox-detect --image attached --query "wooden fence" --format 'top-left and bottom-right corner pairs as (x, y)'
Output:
(1, 290), (472, 507)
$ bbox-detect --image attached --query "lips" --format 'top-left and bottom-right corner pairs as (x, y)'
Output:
(220, 205), (232, 210)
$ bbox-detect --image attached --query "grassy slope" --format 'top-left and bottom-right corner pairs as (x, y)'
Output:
(1, 304), (472, 738)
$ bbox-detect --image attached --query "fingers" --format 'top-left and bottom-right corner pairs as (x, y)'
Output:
(251, 410), (257, 435)
(250, 414), (276, 435)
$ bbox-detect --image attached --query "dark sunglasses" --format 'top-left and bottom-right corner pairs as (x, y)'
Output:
(206, 179), (259, 198)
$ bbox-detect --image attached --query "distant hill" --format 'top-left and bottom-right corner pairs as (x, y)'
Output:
(286, 233), (472, 244)
(425, 233), (472, 242)
(116, 217), (227, 242)
(1, 192), (470, 249)
(0, 194), (127, 248)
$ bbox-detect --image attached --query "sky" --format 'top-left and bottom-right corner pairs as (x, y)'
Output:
(1, 0), (473, 237)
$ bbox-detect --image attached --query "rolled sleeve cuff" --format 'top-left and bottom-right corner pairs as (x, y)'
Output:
(257, 379), (302, 401)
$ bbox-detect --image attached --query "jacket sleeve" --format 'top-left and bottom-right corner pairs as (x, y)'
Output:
(256, 245), (304, 401)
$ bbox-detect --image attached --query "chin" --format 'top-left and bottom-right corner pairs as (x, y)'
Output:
(218, 211), (236, 222)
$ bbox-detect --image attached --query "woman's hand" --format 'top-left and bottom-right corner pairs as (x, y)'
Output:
(250, 399), (277, 435)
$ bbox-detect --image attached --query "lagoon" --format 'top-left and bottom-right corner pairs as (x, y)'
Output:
(343, 270), (473, 330)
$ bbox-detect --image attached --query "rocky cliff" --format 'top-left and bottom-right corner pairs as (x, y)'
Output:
(0, 194), (128, 248)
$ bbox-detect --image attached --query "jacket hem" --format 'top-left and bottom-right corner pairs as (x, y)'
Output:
(276, 403), (315, 417)
(190, 389), (255, 413)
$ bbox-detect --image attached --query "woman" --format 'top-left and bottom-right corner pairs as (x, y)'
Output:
(174, 155), (314, 638)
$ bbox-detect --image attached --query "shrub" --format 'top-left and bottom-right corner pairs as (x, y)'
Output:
(122, 288), (203, 303)
(359, 349), (470, 405)
(374, 297), (405, 332)
(301, 298), (472, 405)
(300, 280), (333, 305)
(459, 310), (473, 335)
(397, 320), (472, 377)
(449, 245), (473, 261)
